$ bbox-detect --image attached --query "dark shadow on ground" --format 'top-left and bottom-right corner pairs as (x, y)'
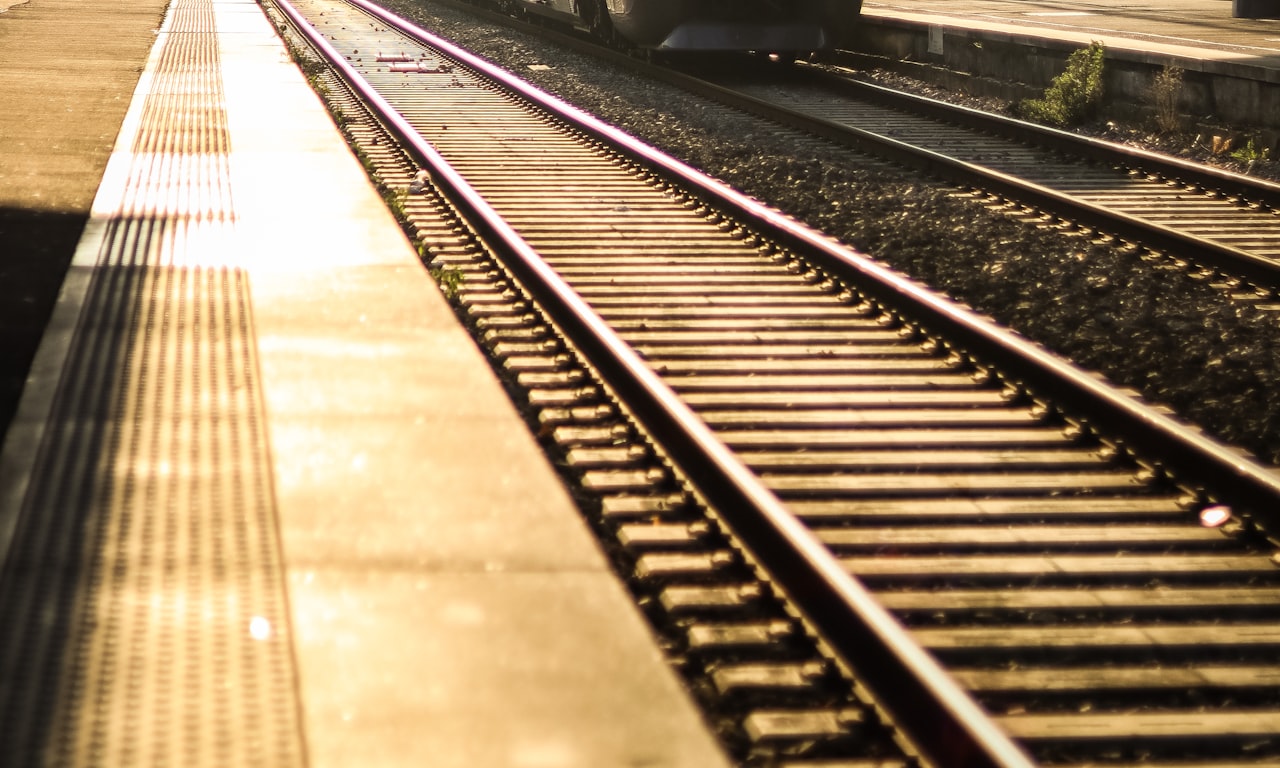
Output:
(0, 206), (86, 445)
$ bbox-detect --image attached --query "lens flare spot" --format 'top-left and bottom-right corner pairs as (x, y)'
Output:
(249, 616), (273, 640)
(1199, 505), (1232, 528)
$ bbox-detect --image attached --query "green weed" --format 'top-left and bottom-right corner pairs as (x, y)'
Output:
(380, 186), (407, 220)
(1230, 138), (1272, 169)
(430, 264), (465, 299)
(1016, 41), (1106, 127)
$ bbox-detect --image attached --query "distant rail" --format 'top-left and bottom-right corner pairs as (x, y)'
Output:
(434, 0), (1280, 300)
(646, 56), (1280, 300)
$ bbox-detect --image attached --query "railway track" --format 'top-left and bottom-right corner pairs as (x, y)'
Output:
(670, 60), (1280, 304)
(421, 0), (1280, 305)
(270, 0), (1280, 765)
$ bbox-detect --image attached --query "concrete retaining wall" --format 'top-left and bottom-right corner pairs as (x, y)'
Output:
(842, 16), (1280, 149)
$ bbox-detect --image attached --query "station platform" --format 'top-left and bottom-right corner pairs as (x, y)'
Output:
(850, 0), (1280, 137)
(0, 0), (731, 765)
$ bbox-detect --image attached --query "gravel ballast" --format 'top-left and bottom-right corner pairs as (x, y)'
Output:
(379, 0), (1280, 471)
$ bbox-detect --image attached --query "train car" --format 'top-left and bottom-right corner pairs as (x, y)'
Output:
(510, 0), (860, 55)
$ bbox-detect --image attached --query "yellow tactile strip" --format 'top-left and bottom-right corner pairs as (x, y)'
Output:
(0, 0), (305, 763)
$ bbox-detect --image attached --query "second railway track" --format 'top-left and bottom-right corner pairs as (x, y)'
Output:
(270, 0), (1280, 765)
(420, 0), (1280, 304)
(681, 60), (1280, 301)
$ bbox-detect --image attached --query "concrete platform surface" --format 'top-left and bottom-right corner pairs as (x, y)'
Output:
(855, 0), (1280, 133)
(0, 0), (732, 765)
(864, 0), (1280, 64)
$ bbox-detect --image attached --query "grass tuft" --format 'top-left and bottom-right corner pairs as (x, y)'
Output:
(1151, 64), (1184, 134)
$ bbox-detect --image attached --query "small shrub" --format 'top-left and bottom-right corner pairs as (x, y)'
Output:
(1151, 64), (1184, 134)
(1017, 41), (1106, 127)
(1230, 138), (1272, 171)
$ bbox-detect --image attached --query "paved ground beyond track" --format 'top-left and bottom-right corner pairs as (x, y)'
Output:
(0, 0), (732, 765)
(865, 0), (1280, 62)
(857, 0), (1280, 136)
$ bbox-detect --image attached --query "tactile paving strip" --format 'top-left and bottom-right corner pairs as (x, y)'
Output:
(0, 0), (305, 764)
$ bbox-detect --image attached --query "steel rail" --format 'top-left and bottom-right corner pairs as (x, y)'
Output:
(274, 1), (1037, 765)
(608, 62), (1280, 290)
(339, 0), (1280, 522)
(400, 1), (1280, 290)
(823, 69), (1280, 211)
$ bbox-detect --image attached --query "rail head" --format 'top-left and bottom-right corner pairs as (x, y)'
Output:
(619, 59), (1280, 291)
(355, 3), (1280, 521)
(352, 0), (1280, 523)
(824, 68), (1280, 211)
